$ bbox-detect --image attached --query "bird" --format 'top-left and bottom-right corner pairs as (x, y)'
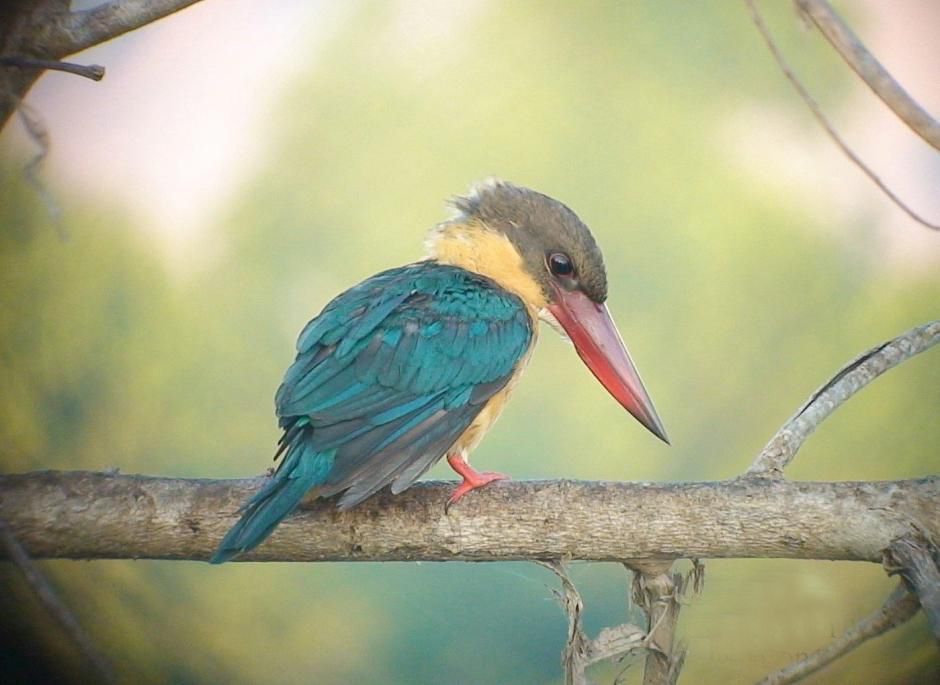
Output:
(210, 179), (667, 563)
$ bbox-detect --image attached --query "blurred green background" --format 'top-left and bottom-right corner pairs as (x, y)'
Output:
(2, 1), (938, 683)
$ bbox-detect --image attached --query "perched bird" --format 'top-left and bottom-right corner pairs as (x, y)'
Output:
(211, 180), (667, 563)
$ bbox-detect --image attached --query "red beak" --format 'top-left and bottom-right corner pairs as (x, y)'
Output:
(548, 288), (669, 443)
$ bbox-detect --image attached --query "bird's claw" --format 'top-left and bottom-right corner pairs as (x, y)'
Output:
(445, 471), (509, 513)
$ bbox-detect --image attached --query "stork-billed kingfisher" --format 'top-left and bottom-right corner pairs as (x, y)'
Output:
(211, 179), (667, 563)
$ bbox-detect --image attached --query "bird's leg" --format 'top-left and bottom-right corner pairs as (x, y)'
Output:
(445, 453), (509, 510)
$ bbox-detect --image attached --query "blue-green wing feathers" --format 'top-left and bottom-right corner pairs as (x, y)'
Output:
(212, 263), (533, 562)
(278, 264), (532, 504)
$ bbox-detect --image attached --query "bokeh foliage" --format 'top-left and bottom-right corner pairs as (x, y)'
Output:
(2, 2), (938, 683)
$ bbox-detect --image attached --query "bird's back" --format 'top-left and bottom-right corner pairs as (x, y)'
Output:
(274, 261), (534, 508)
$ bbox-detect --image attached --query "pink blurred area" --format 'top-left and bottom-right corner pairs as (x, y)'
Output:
(1, 0), (937, 271)
(2, 0), (347, 263)
(724, 0), (940, 270)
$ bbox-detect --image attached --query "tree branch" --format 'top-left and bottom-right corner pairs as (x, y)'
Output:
(794, 0), (940, 153)
(756, 582), (921, 685)
(884, 531), (940, 642)
(746, 320), (940, 477)
(1, 471), (937, 563)
(0, 0), (203, 129)
(56, 0), (204, 56)
(0, 518), (116, 684)
(744, 0), (940, 231)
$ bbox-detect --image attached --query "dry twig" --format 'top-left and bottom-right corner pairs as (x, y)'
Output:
(744, 0), (940, 230)
(756, 582), (921, 685)
(16, 100), (66, 238)
(1, 0), (204, 129)
(794, 0), (940, 152)
(0, 518), (115, 684)
(625, 560), (697, 685)
(539, 561), (647, 685)
(0, 56), (104, 81)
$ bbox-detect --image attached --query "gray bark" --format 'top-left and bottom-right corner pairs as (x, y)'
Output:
(1, 0), (203, 128)
(1, 470), (936, 563)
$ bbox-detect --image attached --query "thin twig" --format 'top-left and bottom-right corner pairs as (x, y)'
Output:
(744, 0), (940, 231)
(0, 56), (104, 81)
(756, 582), (920, 685)
(794, 0), (940, 152)
(746, 320), (940, 477)
(0, 519), (116, 684)
(16, 99), (67, 239)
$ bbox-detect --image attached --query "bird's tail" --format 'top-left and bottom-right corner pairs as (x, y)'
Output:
(210, 426), (334, 564)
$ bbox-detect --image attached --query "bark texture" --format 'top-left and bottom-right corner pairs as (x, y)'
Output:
(1, 470), (936, 563)
(0, 0), (202, 128)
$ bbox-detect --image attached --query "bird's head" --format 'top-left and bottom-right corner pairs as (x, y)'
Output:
(427, 179), (668, 443)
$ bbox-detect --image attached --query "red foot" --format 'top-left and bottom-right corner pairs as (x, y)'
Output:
(445, 453), (509, 511)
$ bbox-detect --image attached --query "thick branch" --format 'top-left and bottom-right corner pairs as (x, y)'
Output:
(747, 320), (940, 476)
(757, 582), (921, 685)
(795, 0), (940, 152)
(56, 1), (203, 56)
(0, 471), (936, 563)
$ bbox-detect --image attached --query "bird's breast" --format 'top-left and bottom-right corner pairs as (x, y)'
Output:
(450, 329), (538, 459)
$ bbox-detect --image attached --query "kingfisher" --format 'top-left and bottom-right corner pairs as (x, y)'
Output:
(211, 179), (667, 563)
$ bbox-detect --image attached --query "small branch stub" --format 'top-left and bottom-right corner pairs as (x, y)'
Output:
(884, 532), (940, 642)
(0, 56), (104, 81)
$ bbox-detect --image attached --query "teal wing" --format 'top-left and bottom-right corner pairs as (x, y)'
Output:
(275, 262), (534, 509)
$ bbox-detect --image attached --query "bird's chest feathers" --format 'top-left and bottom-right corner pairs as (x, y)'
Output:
(451, 339), (537, 458)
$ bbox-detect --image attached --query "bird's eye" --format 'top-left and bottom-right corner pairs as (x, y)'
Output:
(547, 253), (575, 278)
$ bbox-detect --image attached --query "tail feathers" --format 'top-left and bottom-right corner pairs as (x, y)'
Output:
(210, 436), (335, 564)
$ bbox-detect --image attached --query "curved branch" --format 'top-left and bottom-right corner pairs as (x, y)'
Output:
(0, 471), (936, 563)
(756, 582), (921, 685)
(795, 0), (940, 153)
(747, 320), (940, 477)
(744, 0), (940, 231)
